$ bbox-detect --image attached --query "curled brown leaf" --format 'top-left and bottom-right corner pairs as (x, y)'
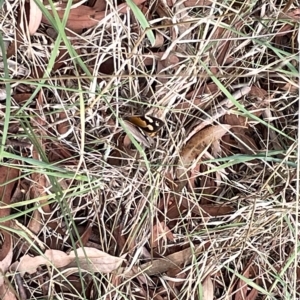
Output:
(42, 0), (147, 31)
(10, 248), (126, 276)
(177, 124), (231, 179)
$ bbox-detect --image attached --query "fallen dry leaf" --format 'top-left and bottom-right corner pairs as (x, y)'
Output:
(223, 115), (258, 154)
(0, 165), (19, 216)
(124, 243), (209, 277)
(234, 258), (259, 300)
(57, 111), (70, 135)
(98, 57), (117, 75)
(186, 82), (220, 101)
(152, 294), (165, 300)
(177, 124), (231, 179)
(28, 0), (43, 35)
(167, 200), (234, 219)
(192, 203), (234, 217)
(219, 21), (243, 66)
(248, 86), (268, 100)
(48, 142), (75, 163)
(42, 0), (147, 31)
(183, 0), (213, 6)
(10, 247), (126, 276)
(0, 284), (17, 300)
(160, 53), (180, 68)
(12, 93), (33, 104)
(287, 7), (300, 19)
(42, 4), (104, 31)
(0, 234), (13, 288)
(152, 33), (165, 48)
(0, 165), (19, 289)
(280, 81), (299, 93)
(275, 9), (300, 46)
(202, 275), (214, 300)
(68, 247), (126, 273)
(151, 221), (174, 249)
(28, 91), (51, 234)
(75, 222), (93, 247)
(187, 87), (252, 142)
(92, 0), (107, 11)
(166, 267), (187, 289)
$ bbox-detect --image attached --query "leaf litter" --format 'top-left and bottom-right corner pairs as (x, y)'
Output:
(0, 164), (19, 299)
(10, 248), (126, 276)
(0, 0), (299, 299)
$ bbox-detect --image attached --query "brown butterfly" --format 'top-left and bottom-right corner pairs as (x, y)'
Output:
(122, 115), (164, 147)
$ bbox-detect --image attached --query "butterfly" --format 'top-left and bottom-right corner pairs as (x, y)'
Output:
(122, 115), (164, 147)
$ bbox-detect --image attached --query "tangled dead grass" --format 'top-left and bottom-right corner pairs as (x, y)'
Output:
(0, 0), (299, 299)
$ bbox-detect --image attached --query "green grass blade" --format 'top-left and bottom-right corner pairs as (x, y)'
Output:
(0, 33), (11, 160)
(125, 0), (155, 45)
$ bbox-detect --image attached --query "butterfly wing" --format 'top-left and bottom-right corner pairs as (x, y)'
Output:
(125, 115), (164, 136)
(122, 119), (154, 148)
